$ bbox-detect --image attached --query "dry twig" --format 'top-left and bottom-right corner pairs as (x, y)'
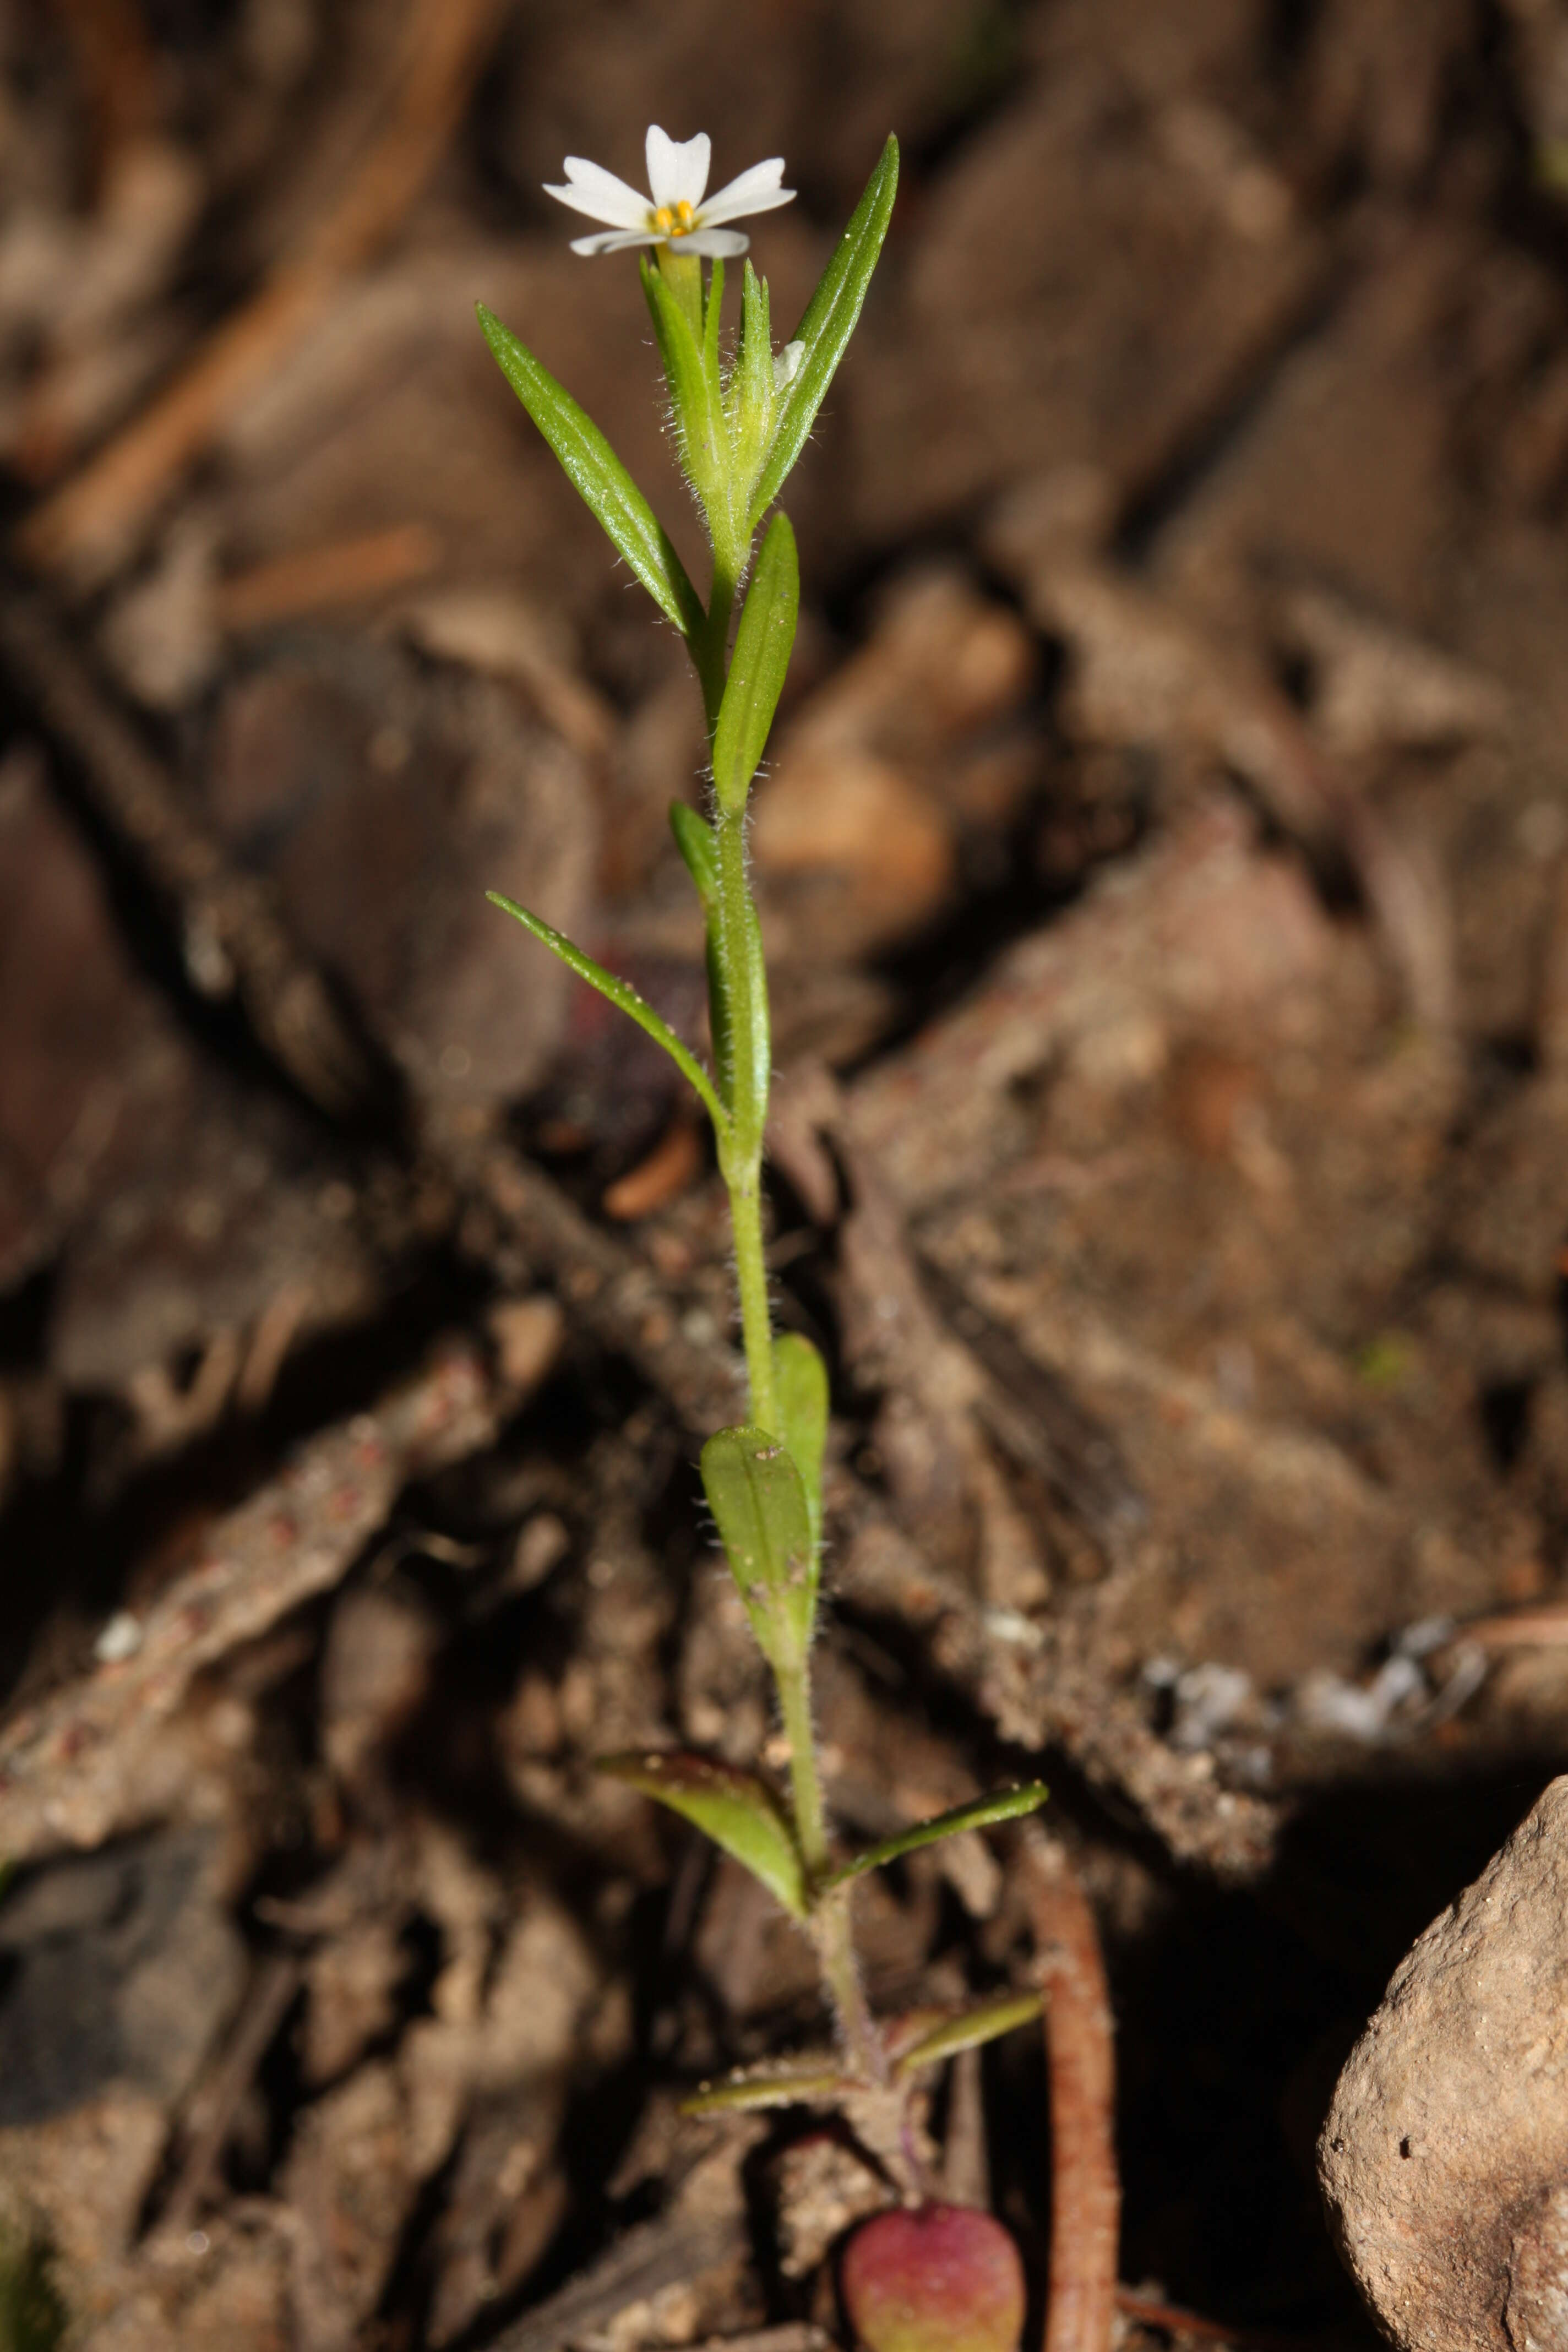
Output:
(451, 1130), (746, 1436)
(1028, 1831), (1120, 2352)
(17, 0), (508, 586)
(1113, 2287), (1310, 2350)
(0, 1342), (496, 1863)
(0, 589), (376, 1114)
(55, 0), (158, 189)
(151, 1949), (304, 2246)
(215, 524), (443, 633)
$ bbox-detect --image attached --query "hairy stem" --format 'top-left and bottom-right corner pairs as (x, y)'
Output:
(714, 805), (775, 1435)
(780, 1661), (883, 2082)
(814, 1885), (885, 2085)
(777, 1658), (827, 1874)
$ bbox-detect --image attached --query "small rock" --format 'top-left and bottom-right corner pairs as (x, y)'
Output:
(1319, 1774), (1568, 2352)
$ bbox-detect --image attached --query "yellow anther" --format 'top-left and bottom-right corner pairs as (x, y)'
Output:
(652, 200), (696, 238)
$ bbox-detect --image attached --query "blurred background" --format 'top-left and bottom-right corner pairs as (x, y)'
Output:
(2, 2), (1568, 2347)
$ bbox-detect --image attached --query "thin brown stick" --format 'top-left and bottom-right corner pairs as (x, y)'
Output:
(0, 1342), (496, 1863)
(1113, 2286), (1313, 2352)
(17, 0), (507, 587)
(1028, 1831), (1120, 2352)
(0, 589), (374, 1114)
(215, 524), (443, 632)
(449, 1130), (745, 1437)
(151, 1950), (303, 2244)
(1451, 1605), (1568, 1648)
(55, 0), (157, 190)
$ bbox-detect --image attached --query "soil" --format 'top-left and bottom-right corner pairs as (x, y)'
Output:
(1, 3), (1567, 2348)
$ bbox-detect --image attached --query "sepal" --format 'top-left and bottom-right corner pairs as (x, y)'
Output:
(641, 257), (739, 555)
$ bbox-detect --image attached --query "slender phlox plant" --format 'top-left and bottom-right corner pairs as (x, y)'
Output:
(480, 123), (1047, 2202)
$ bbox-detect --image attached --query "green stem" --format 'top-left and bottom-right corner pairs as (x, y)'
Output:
(714, 805), (775, 1435)
(815, 1886), (885, 2083)
(777, 1660), (827, 1874)
(656, 287), (881, 2085)
(778, 1662), (883, 2082)
(728, 1172), (777, 1434)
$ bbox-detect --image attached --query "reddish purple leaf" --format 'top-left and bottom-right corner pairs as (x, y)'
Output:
(842, 2204), (1026, 2352)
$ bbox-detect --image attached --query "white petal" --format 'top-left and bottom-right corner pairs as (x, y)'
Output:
(773, 339), (805, 389)
(646, 126), (710, 211)
(698, 159), (793, 226)
(677, 226), (752, 258)
(543, 157), (650, 228)
(569, 226), (660, 255)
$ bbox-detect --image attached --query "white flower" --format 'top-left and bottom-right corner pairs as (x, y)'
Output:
(545, 125), (794, 259)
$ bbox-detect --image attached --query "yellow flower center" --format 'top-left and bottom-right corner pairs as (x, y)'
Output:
(652, 199), (697, 238)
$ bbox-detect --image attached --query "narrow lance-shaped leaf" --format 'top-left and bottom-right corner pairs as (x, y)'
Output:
(712, 512), (799, 814)
(477, 304), (702, 639)
(773, 1331), (829, 1563)
(890, 1990), (1046, 2080)
(487, 893), (729, 1140)
(682, 2055), (853, 2116)
(749, 134), (899, 531)
(824, 1783), (1050, 1891)
(701, 1423), (816, 1672)
(599, 1751), (807, 1919)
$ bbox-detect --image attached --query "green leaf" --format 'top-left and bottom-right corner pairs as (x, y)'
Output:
(712, 513), (799, 814)
(640, 258), (737, 549)
(701, 1423), (816, 1671)
(773, 1331), (828, 1558)
(891, 1990), (1044, 2079)
(599, 1750), (807, 1919)
(477, 304), (703, 639)
(749, 134), (899, 531)
(824, 1784), (1049, 1890)
(682, 2056), (851, 2115)
(487, 893), (728, 1140)
(668, 801), (719, 912)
